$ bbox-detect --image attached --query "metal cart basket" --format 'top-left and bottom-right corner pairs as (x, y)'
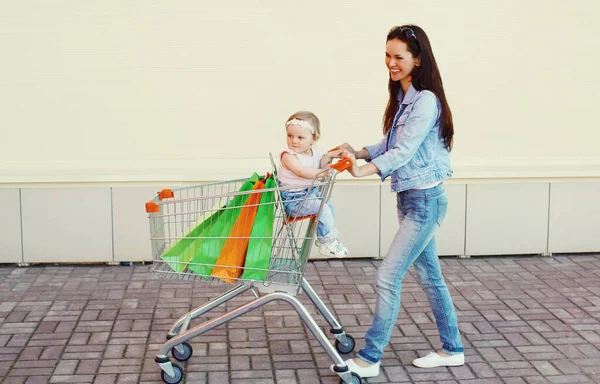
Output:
(144, 155), (360, 384)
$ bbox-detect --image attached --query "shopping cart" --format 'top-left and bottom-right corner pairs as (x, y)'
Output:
(144, 154), (360, 384)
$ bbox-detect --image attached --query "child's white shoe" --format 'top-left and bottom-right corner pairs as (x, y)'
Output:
(318, 238), (348, 257)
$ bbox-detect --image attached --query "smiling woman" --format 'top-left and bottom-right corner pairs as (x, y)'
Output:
(332, 24), (464, 378)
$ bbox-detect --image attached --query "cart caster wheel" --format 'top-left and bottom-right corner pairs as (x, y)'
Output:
(171, 342), (193, 361)
(339, 371), (361, 384)
(335, 335), (356, 354)
(161, 363), (184, 384)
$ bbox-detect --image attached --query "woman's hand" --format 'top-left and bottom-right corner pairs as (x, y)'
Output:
(337, 143), (357, 156)
(341, 150), (379, 177)
(342, 150), (360, 177)
(337, 143), (370, 161)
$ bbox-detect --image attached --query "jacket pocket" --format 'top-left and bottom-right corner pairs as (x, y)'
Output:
(414, 146), (428, 168)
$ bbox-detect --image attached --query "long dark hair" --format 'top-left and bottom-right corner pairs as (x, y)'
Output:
(383, 25), (454, 150)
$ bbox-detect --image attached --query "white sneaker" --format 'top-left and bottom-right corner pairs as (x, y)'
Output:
(412, 352), (465, 368)
(318, 238), (348, 257)
(330, 358), (380, 378)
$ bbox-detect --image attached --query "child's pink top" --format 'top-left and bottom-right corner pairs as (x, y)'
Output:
(277, 146), (326, 188)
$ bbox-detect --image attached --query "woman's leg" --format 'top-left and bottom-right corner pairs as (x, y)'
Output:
(357, 186), (443, 364)
(413, 237), (464, 354)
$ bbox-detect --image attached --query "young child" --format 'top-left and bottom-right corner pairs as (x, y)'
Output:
(277, 111), (348, 257)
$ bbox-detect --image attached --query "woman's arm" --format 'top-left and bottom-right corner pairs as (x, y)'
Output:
(355, 148), (371, 160)
(282, 152), (327, 179)
(339, 93), (438, 178)
(343, 151), (380, 178)
(369, 93), (438, 179)
(352, 162), (380, 177)
(338, 143), (373, 161)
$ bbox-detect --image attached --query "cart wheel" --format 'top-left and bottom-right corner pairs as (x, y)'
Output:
(339, 371), (361, 384)
(335, 335), (356, 354)
(171, 342), (193, 362)
(161, 363), (184, 384)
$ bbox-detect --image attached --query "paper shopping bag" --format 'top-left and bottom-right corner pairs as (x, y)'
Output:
(185, 173), (260, 276)
(161, 205), (225, 273)
(161, 173), (259, 273)
(210, 176), (267, 283)
(241, 175), (276, 281)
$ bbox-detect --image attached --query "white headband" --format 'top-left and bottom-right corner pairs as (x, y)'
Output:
(286, 118), (316, 135)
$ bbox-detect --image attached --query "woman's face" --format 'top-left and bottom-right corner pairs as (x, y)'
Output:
(385, 38), (418, 83)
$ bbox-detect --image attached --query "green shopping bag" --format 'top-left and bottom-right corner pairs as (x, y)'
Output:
(211, 176), (267, 283)
(241, 175), (276, 281)
(161, 207), (224, 273)
(161, 173), (260, 273)
(187, 173), (261, 277)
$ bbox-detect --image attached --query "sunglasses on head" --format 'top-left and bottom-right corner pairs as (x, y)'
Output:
(390, 26), (418, 42)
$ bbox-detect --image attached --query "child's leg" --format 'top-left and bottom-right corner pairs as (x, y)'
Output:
(283, 189), (347, 256)
(316, 202), (348, 256)
(283, 188), (322, 217)
(282, 189), (318, 218)
(316, 201), (336, 240)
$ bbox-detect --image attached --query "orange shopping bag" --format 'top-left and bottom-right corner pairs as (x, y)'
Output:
(210, 175), (267, 283)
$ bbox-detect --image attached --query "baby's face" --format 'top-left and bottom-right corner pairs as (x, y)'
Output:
(286, 124), (315, 155)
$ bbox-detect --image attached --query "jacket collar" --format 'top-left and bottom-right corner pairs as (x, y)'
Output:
(397, 83), (418, 105)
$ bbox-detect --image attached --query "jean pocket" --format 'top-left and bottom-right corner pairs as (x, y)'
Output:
(436, 196), (448, 226)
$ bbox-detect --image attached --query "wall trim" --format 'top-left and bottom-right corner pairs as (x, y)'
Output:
(1, 157), (600, 184)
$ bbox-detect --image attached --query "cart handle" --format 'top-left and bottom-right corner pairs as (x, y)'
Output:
(328, 146), (353, 172)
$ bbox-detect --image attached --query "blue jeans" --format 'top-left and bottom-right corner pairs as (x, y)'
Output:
(280, 187), (336, 240)
(358, 183), (463, 363)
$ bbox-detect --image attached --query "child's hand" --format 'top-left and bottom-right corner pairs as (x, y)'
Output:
(321, 152), (338, 168)
(326, 148), (345, 158)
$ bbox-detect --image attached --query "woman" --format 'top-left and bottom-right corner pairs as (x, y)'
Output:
(336, 25), (464, 378)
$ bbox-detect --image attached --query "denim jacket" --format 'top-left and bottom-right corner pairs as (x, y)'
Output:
(364, 84), (453, 193)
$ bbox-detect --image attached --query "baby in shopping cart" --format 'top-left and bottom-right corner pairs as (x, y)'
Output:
(277, 111), (349, 257)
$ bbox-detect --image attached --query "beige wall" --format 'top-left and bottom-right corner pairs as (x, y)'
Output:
(1, 0), (599, 183)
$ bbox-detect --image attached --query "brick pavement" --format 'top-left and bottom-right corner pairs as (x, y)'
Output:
(1, 255), (599, 383)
